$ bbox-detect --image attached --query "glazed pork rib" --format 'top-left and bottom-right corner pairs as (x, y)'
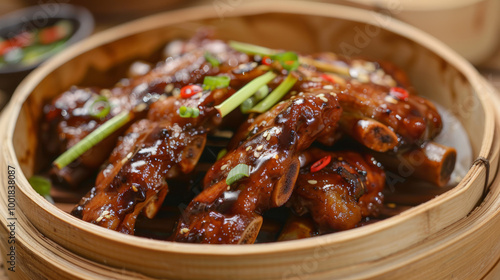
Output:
(298, 54), (443, 150)
(71, 86), (234, 234)
(173, 91), (342, 244)
(291, 148), (385, 232)
(43, 36), (251, 187)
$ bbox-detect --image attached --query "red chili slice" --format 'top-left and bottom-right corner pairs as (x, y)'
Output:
(310, 155), (331, 173)
(180, 84), (203, 99)
(320, 73), (335, 84)
(262, 56), (272, 66)
(389, 87), (409, 101)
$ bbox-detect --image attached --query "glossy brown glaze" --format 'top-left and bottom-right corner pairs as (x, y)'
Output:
(42, 36), (251, 187)
(291, 148), (385, 231)
(71, 85), (235, 234)
(40, 34), (454, 243)
(173, 91), (342, 244)
(298, 54), (443, 149)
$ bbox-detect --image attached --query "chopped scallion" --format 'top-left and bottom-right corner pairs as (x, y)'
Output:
(217, 148), (227, 160)
(89, 95), (111, 119)
(298, 56), (350, 76)
(204, 51), (220, 67)
(215, 71), (277, 118)
(273, 51), (300, 72)
(229, 41), (276, 56)
(240, 85), (269, 114)
(249, 74), (298, 113)
(226, 163), (251, 185)
(28, 176), (51, 196)
(240, 97), (256, 114)
(53, 110), (132, 169)
(254, 85), (269, 101)
(28, 176), (54, 204)
(203, 75), (230, 90)
(179, 106), (200, 118)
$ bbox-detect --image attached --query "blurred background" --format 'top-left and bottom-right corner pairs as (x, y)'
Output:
(1, 0), (500, 110)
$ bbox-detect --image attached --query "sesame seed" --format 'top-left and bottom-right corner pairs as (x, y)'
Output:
(180, 228), (190, 234)
(274, 154), (279, 160)
(266, 134), (271, 141)
(291, 91), (297, 96)
(105, 214), (112, 219)
(246, 146), (252, 151)
(100, 89), (112, 98)
(198, 92), (203, 98)
(385, 96), (398, 104)
(132, 185), (138, 192)
(256, 145), (263, 151)
(263, 131), (269, 138)
(358, 73), (370, 83)
(308, 180), (318, 185)
(319, 96), (328, 102)
(298, 92), (304, 96)
(96, 216), (103, 223)
(221, 164), (228, 171)
(172, 88), (181, 97)
(387, 203), (396, 208)
(323, 85), (334, 90)
(364, 62), (376, 72)
(254, 151), (261, 158)
(317, 93), (325, 98)
(227, 186), (231, 190)
(164, 83), (174, 93)
(329, 92), (337, 97)
(102, 210), (110, 216)
(134, 103), (147, 113)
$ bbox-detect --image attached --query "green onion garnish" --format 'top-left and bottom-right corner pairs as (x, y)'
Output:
(273, 51), (300, 72)
(254, 85), (269, 100)
(240, 85), (269, 114)
(240, 97), (256, 114)
(203, 75), (230, 90)
(28, 176), (54, 203)
(215, 71), (277, 118)
(226, 163), (251, 185)
(179, 106), (200, 118)
(89, 96), (111, 119)
(229, 41), (276, 56)
(298, 56), (350, 77)
(204, 51), (220, 67)
(53, 110), (132, 170)
(217, 148), (227, 160)
(249, 74), (298, 113)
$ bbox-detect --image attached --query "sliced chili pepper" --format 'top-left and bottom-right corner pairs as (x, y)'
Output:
(262, 56), (272, 66)
(310, 155), (331, 173)
(321, 73), (335, 84)
(180, 84), (203, 99)
(389, 87), (409, 101)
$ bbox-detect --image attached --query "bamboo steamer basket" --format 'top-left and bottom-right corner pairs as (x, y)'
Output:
(1, 1), (500, 279)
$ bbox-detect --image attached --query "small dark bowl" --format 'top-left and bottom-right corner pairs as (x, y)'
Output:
(0, 4), (94, 94)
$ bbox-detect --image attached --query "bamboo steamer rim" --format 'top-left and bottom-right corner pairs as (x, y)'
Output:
(2, 1), (497, 256)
